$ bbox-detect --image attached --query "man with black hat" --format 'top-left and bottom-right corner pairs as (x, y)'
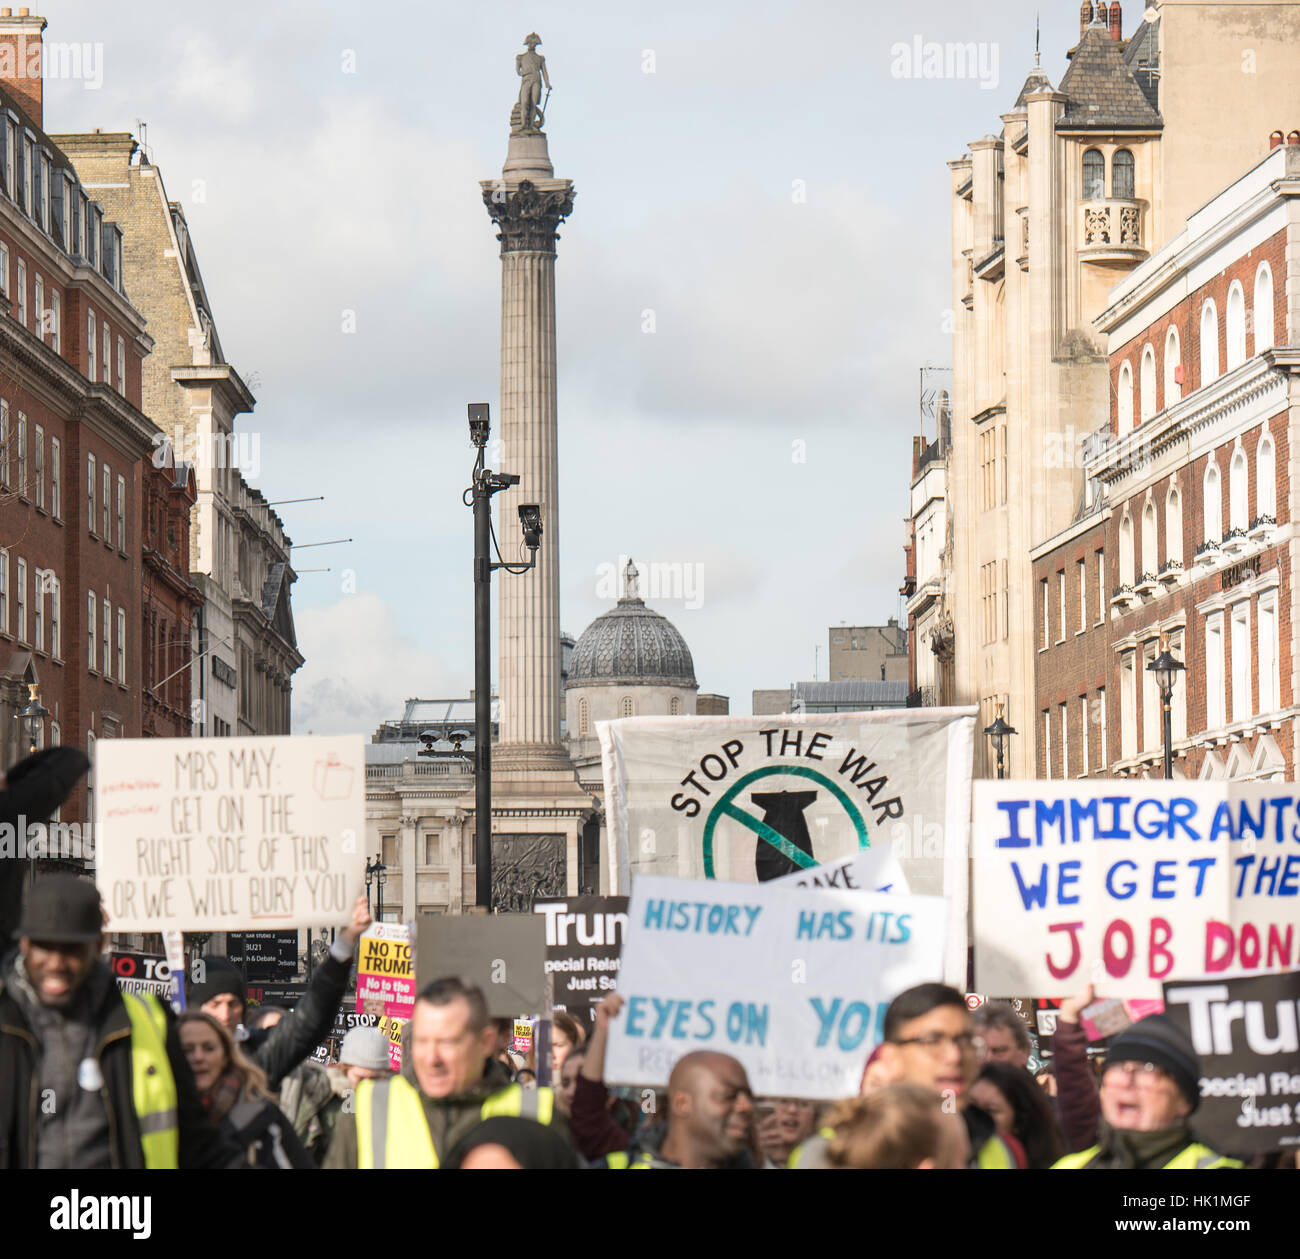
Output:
(0, 874), (241, 1169)
(1051, 985), (1243, 1169)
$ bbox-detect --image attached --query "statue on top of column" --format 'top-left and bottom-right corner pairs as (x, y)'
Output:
(511, 33), (551, 134)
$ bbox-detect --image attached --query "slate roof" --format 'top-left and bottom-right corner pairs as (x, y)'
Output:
(1122, 16), (1161, 113)
(1013, 63), (1054, 109)
(1057, 21), (1162, 130)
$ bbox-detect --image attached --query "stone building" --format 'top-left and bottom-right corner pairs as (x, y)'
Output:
(828, 620), (908, 683)
(941, 0), (1300, 778)
(50, 130), (302, 737)
(1034, 140), (1299, 781)
(0, 10), (157, 827)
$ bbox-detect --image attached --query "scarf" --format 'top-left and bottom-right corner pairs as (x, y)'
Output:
(202, 1069), (246, 1124)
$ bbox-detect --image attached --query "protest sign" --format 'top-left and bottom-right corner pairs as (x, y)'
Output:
(599, 709), (974, 985)
(534, 895), (629, 1019)
(605, 875), (947, 1099)
(379, 1015), (407, 1070)
(771, 848), (909, 895)
(94, 735), (365, 934)
(355, 923), (415, 1022)
(415, 914), (548, 1017)
(227, 931), (300, 982)
(1164, 973), (1300, 1154)
(513, 1019), (534, 1053)
(109, 952), (172, 999)
(974, 780), (1300, 998)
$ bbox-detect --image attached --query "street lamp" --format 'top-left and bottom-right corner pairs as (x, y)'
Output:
(1149, 635), (1185, 780)
(365, 856), (387, 921)
(465, 403), (543, 911)
(15, 682), (48, 755)
(983, 702), (1016, 780)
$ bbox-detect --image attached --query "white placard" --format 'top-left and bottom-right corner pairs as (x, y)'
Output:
(974, 779), (1300, 998)
(605, 875), (947, 1099)
(95, 735), (365, 933)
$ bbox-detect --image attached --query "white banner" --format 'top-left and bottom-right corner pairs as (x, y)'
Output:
(605, 875), (947, 1099)
(95, 735), (365, 933)
(974, 780), (1300, 998)
(599, 709), (975, 984)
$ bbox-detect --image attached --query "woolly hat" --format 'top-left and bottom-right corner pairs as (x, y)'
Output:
(340, 1025), (391, 1073)
(1106, 1014), (1200, 1111)
(188, 956), (246, 1011)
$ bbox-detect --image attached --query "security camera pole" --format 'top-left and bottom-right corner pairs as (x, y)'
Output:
(466, 403), (542, 910)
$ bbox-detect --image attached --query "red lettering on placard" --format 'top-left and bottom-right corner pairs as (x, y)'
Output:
(1103, 920), (1134, 978)
(1205, 921), (1234, 972)
(1240, 923), (1261, 969)
(1046, 922), (1084, 980)
(1149, 918), (1174, 979)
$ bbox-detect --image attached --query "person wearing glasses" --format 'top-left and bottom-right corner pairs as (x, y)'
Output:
(1050, 984), (1242, 1170)
(874, 983), (1020, 1169)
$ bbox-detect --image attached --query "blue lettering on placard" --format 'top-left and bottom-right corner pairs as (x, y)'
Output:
(626, 995), (647, 1036)
(697, 999), (716, 1039)
(1009, 861), (1050, 910)
(796, 910), (853, 941)
(1057, 860), (1081, 905)
(725, 1001), (768, 1046)
(1281, 854), (1300, 897)
(1188, 856), (1216, 896)
(1210, 802), (1236, 842)
(1106, 859), (1138, 900)
(994, 800), (1031, 847)
(1151, 860), (1177, 899)
(1134, 800), (1166, 839)
(640, 899), (762, 935)
(893, 913), (912, 944)
(809, 996), (878, 1050)
(1036, 799), (1068, 844)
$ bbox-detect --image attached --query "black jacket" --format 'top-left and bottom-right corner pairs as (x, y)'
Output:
(244, 953), (352, 1093)
(221, 1094), (316, 1169)
(0, 960), (242, 1170)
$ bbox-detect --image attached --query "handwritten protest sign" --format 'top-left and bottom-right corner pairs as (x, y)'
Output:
(605, 875), (947, 1099)
(974, 781), (1300, 998)
(599, 710), (973, 984)
(356, 922), (415, 1022)
(771, 847), (909, 895)
(1164, 973), (1300, 1154)
(95, 735), (365, 934)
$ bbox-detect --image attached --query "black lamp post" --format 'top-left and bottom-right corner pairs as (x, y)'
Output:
(465, 403), (542, 911)
(983, 702), (1016, 780)
(16, 683), (49, 886)
(365, 856), (387, 921)
(1149, 635), (1185, 780)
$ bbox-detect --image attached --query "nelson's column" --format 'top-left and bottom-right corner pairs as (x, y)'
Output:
(475, 35), (594, 909)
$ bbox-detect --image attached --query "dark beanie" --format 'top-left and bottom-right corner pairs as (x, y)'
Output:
(188, 957), (246, 1011)
(1107, 1014), (1200, 1111)
(445, 1117), (579, 1170)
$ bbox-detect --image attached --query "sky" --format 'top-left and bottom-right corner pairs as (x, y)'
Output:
(42, 0), (1094, 734)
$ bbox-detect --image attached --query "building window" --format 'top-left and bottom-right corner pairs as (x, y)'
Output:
(1082, 148), (1105, 199)
(102, 463), (110, 538)
(16, 257), (25, 327)
(51, 576), (60, 658)
(88, 591), (97, 670)
(1097, 688), (1107, 768)
(1200, 300), (1219, 387)
(1140, 344), (1156, 422)
(117, 606), (125, 682)
(1119, 512), (1135, 586)
(1254, 263), (1275, 354)
(88, 311), (96, 380)
(87, 452), (96, 533)
(1057, 570), (1065, 643)
(1120, 651), (1137, 761)
(1117, 361), (1134, 435)
(1161, 487), (1181, 567)
(578, 698), (589, 736)
(1203, 462), (1222, 544)
(1230, 602), (1250, 724)
(48, 288), (59, 352)
(33, 423), (43, 510)
(15, 557), (26, 643)
(1225, 281), (1247, 372)
(1081, 695), (1091, 775)
(116, 336), (125, 394)
(1257, 433), (1276, 521)
(1040, 577), (1049, 647)
(50, 437), (59, 518)
(1078, 559), (1087, 631)
(103, 598), (111, 676)
(116, 474), (125, 550)
(1112, 148), (1135, 199)
(102, 322), (111, 385)
(1170, 631), (1187, 742)
(1043, 709), (1052, 779)
(1229, 447), (1248, 533)
(670, 696), (681, 715)
(33, 568), (43, 651)
(1141, 501), (1158, 578)
(1000, 559), (1009, 639)
(1205, 612), (1225, 729)
(1060, 701), (1069, 778)
(16, 411), (25, 498)
(620, 696), (634, 718)
(1164, 326), (1181, 404)
(0, 399), (8, 489)
(33, 273), (42, 339)
(0, 549), (8, 632)
(1259, 593), (1279, 713)
(1142, 640), (1160, 753)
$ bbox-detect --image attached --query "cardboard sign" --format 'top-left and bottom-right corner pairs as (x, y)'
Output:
(94, 735), (365, 933)
(415, 914), (548, 1017)
(771, 848), (909, 895)
(974, 781), (1300, 997)
(599, 710), (974, 985)
(534, 895), (629, 1019)
(109, 952), (171, 999)
(1164, 973), (1300, 1154)
(605, 875), (947, 1099)
(355, 923), (415, 1022)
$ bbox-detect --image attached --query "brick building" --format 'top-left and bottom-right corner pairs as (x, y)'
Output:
(1034, 140), (1300, 781)
(0, 10), (162, 822)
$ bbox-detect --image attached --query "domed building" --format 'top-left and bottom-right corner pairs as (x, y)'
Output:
(565, 558), (699, 786)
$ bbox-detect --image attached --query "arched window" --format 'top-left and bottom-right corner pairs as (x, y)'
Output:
(670, 696), (681, 716)
(1164, 326), (1181, 404)
(1117, 361), (1134, 435)
(1141, 501), (1158, 577)
(1226, 281), (1246, 370)
(1112, 149), (1135, 199)
(1082, 149), (1105, 200)
(578, 698), (589, 736)
(1257, 433), (1276, 521)
(1204, 461), (1222, 544)
(1229, 447), (1248, 533)
(620, 696), (634, 718)
(1165, 486), (1183, 566)
(1200, 300), (1219, 387)
(1120, 512), (1135, 585)
(1140, 344), (1157, 421)
(1254, 262), (1275, 354)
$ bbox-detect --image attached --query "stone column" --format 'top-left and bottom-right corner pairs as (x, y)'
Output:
(399, 813), (418, 921)
(446, 808), (466, 914)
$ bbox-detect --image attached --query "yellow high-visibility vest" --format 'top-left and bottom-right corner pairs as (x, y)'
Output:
(1054, 1142), (1243, 1169)
(121, 992), (179, 1169)
(355, 1074), (555, 1169)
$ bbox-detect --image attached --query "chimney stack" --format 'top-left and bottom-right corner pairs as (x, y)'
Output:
(1270, 130), (1285, 150)
(1109, 1), (1123, 40)
(1288, 130), (1300, 146)
(1080, 2), (1093, 36)
(0, 7), (46, 129)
